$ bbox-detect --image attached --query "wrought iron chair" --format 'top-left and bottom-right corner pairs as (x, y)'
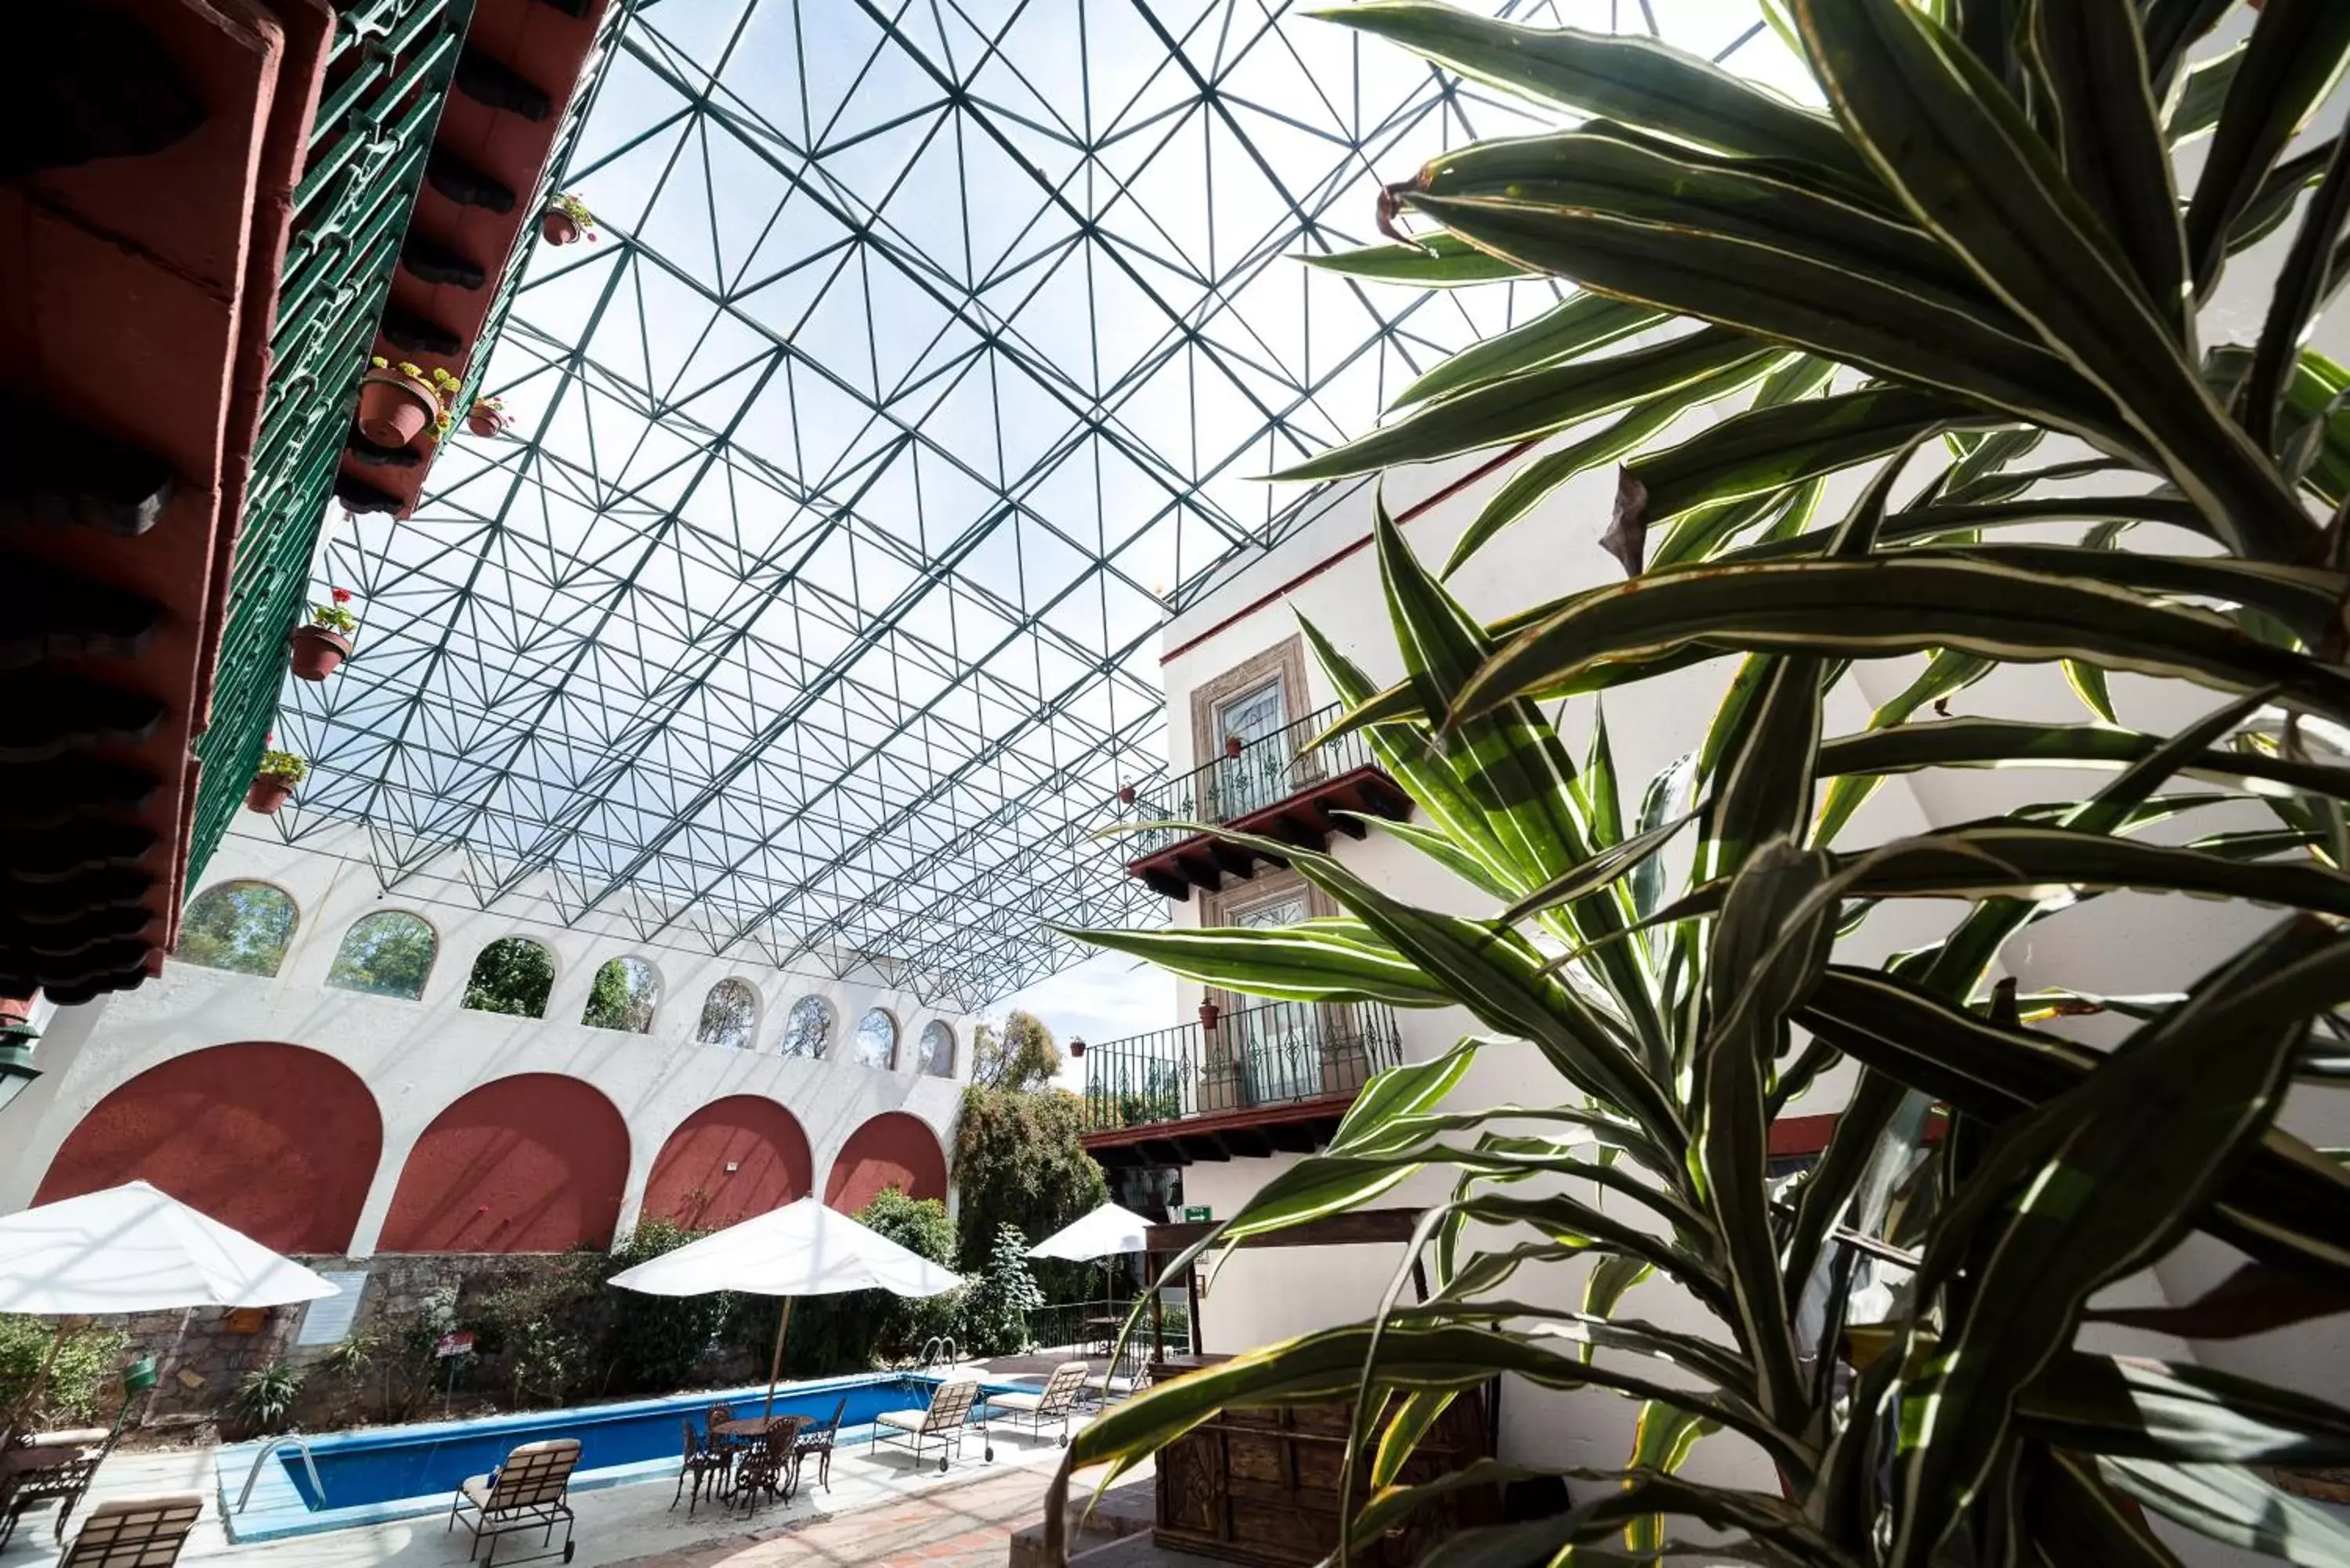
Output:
(671, 1418), (730, 1517)
(0, 1422), (121, 1546)
(729, 1426), (794, 1516)
(790, 1396), (848, 1493)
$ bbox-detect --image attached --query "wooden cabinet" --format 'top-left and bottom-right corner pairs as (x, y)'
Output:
(1152, 1364), (1497, 1568)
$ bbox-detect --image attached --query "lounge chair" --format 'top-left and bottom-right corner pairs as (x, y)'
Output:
(870, 1378), (982, 1472)
(56, 1492), (201, 1568)
(671, 1418), (729, 1517)
(791, 1395), (848, 1492)
(1079, 1339), (1152, 1411)
(0, 1423), (121, 1545)
(990, 1361), (1088, 1447)
(447, 1438), (580, 1564)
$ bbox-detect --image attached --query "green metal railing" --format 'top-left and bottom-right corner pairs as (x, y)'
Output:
(187, 0), (475, 887)
(186, 0), (626, 891)
(1081, 999), (1403, 1133)
(1119, 701), (1379, 859)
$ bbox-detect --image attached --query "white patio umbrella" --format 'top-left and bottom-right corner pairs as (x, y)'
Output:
(0, 1181), (339, 1434)
(608, 1196), (960, 1418)
(1026, 1202), (1153, 1263)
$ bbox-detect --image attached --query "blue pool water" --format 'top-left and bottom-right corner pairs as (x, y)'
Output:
(219, 1372), (1018, 1541)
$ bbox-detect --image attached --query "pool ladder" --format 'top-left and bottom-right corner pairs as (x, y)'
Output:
(235, 1433), (324, 1514)
(919, 1335), (959, 1370)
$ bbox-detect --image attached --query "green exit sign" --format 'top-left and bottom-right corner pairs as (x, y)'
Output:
(1181, 1205), (1212, 1223)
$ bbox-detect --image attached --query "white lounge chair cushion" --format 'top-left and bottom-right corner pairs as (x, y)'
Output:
(992, 1391), (1046, 1413)
(461, 1476), (497, 1509)
(29, 1428), (110, 1450)
(873, 1409), (929, 1433)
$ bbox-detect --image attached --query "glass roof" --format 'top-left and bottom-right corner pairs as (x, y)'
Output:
(280, 0), (1794, 1011)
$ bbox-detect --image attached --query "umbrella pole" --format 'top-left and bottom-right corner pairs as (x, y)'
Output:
(762, 1297), (794, 1422)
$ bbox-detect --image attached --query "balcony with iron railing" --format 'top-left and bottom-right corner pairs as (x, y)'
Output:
(1078, 999), (1403, 1165)
(1119, 702), (1412, 899)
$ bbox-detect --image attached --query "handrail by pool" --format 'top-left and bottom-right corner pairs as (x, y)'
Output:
(919, 1335), (959, 1369)
(237, 1433), (324, 1514)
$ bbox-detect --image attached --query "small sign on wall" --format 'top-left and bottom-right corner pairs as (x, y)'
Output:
(435, 1330), (476, 1360)
(1181, 1205), (1212, 1223)
(222, 1308), (266, 1335)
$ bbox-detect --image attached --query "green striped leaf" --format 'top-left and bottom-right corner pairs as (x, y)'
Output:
(2023, 0), (2188, 338)
(2100, 1456), (2350, 1566)
(1450, 557), (2350, 729)
(1394, 291), (1660, 410)
(1618, 388), (1990, 557)
(1314, 2), (1872, 187)
(2019, 1351), (2350, 1466)
(2160, 37), (2242, 146)
(1407, 193), (2124, 449)
(1300, 232), (1530, 287)
(1817, 715), (2350, 800)
(2024, 1449), (2193, 1568)
(1813, 650), (1994, 844)
(1888, 919), (2330, 1563)
(1444, 353), (1786, 576)
(1793, 0), (2315, 563)
(1063, 919), (1450, 1007)
(2181, 0), (2350, 291)
(1270, 327), (1767, 482)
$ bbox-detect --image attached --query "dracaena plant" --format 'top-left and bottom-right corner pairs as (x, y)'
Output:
(1045, 2), (2350, 1564)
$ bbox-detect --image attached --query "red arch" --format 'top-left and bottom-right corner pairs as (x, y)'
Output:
(823, 1111), (947, 1212)
(378, 1075), (630, 1253)
(34, 1044), (381, 1254)
(642, 1097), (812, 1230)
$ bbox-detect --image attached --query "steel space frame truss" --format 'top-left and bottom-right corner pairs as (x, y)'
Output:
(273, 0), (1780, 1010)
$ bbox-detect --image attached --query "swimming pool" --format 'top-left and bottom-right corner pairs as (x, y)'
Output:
(216, 1372), (1017, 1541)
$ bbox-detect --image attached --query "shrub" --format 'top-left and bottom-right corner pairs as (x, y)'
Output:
(603, 1218), (730, 1391)
(958, 1223), (1045, 1357)
(0, 1316), (128, 1428)
(230, 1360), (305, 1434)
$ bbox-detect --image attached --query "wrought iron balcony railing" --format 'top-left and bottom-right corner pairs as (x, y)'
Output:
(1123, 702), (1369, 858)
(1081, 999), (1403, 1134)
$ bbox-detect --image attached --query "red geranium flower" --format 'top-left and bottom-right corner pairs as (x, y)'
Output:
(331, 587), (353, 604)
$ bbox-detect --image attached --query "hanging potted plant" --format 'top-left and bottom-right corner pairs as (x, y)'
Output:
(465, 395), (511, 438)
(356, 358), (457, 448)
(540, 192), (597, 245)
(288, 589), (358, 681)
(246, 740), (306, 816)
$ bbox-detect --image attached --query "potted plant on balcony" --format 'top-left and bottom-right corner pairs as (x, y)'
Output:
(288, 589), (358, 681)
(465, 396), (510, 438)
(540, 192), (597, 245)
(246, 740), (306, 815)
(356, 358), (459, 448)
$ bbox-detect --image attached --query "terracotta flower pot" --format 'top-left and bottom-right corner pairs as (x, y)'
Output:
(356, 369), (438, 446)
(246, 774), (296, 815)
(1224, 735), (1244, 758)
(288, 624), (352, 681)
(540, 210), (581, 245)
(1198, 1000), (1221, 1031)
(466, 403), (510, 439)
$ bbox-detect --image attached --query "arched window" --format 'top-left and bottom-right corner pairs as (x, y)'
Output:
(696, 979), (760, 1050)
(461, 937), (555, 1018)
(173, 880), (298, 977)
(853, 1008), (898, 1071)
(916, 1020), (956, 1078)
(582, 956), (660, 1033)
(326, 912), (437, 999)
(779, 995), (833, 1059)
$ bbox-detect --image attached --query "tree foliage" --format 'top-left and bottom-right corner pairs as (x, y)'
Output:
(1050, 5), (2350, 1566)
(173, 881), (296, 977)
(951, 1082), (1109, 1285)
(462, 937), (555, 1017)
(971, 1009), (1061, 1090)
(581, 956), (657, 1032)
(327, 912), (436, 999)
